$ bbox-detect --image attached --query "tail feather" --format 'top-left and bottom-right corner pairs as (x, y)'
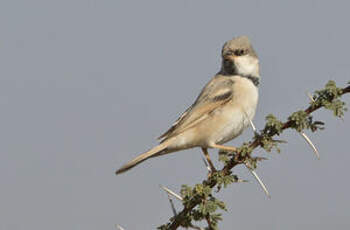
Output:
(116, 142), (168, 175)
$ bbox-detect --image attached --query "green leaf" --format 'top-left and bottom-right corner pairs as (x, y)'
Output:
(205, 200), (218, 213)
(203, 186), (212, 197)
(194, 184), (204, 195)
(237, 143), (253, 157)
(210, 213), (223, 222)
(223, 175), (238, 188)
(288, 110), (309, 132)
(180, 185), (193, 198)
(311, 80), (347, 117)
(325, 99), (347, 117)
(193, 184), (212, 197)
(214, 199), (227, 211)
(218, 153), (230, 164)
(263, 114), (284, 135)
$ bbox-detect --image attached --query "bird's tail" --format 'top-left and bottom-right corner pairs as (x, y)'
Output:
(115, 142), (169, 175)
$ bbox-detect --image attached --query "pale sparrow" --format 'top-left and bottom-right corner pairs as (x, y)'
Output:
(116, 36), (260, 174)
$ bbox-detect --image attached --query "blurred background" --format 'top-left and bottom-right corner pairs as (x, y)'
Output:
(0, 0), (349, 229)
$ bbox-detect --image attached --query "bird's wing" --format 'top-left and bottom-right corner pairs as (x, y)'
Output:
(158, 75), (234, 142)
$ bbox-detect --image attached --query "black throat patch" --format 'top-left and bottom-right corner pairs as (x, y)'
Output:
(218, 67), (260, 87)
(244, 75), (260, 87)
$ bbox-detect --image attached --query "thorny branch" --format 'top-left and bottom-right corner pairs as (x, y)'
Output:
(157, 81), (350, 230)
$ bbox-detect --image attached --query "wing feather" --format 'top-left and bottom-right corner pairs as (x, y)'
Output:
(158, 75), (234, 143)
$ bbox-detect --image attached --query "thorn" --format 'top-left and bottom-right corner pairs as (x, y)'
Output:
(271, 139), (287, 144)
(167, 193), (177, 216)
(254, 156), (269, 162)
(299, 131), (320, 160)
(201, 156), (212, 173)
(116, 224), (125, 230)
(245, 165), (271, 198)
(160, 185), (180, 216)
(307, 92), (315, 103)
(236, 179), (249, 183)
(189, 224), (205, 230)
(248, 118), (257, 133)
(160, 185), (183, 201)
(250, 169), (271, 198)
(242, 109), (258, 134)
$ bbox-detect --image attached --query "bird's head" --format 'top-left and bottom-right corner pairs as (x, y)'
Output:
(221, 36), (260, 78)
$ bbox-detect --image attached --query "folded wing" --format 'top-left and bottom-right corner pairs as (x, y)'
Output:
(158, 75), (234, 143)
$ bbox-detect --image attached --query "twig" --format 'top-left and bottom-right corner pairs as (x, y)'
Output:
(165, 84), (350, 230)
(205, 214), (213, 230)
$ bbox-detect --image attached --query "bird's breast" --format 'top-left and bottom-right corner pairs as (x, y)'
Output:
(214, 76), (259, 144)
(231, 75), (259, 119)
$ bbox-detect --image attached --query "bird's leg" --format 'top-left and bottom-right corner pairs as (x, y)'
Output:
(201, 148), (217, 173)
(210, 144), (237, 153)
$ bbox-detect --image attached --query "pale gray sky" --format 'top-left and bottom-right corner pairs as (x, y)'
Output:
(1, 0), (350, 229)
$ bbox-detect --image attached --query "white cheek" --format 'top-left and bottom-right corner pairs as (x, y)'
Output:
(236, 56), (259, 76)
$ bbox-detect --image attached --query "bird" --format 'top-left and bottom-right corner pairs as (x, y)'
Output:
(116, 36), (260, 175)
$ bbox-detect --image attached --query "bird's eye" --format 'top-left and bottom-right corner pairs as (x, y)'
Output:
(234, 49), (246, 56)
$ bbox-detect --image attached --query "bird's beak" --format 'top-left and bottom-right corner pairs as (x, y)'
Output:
(223, 54), (236, 68)
(223, 54), (236, 62)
